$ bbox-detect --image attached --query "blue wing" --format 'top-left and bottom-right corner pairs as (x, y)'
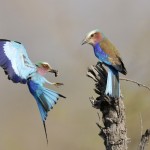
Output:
(27, 75), (66, 143)
(0, 39), (36, 83)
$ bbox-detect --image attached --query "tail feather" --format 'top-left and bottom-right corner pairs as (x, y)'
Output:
(27, 80), (66, 143)
(43, 121), (48, 144)
(45, 88), (66, 99)
(58, 94), (66, 99)
(44, 89), (58, 105)
(35, 96), (48, 121)
(105, 68), (120, 98)
(27, 80), (66, 119)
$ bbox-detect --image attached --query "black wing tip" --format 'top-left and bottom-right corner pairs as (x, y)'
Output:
(14, 41), (22, 44)
(0, 39), (11, 42)
(118, 57), (127, 75)
(0, 39), (21, 44)
(58, 94), (66, 99)
(121, 68), (127, 75)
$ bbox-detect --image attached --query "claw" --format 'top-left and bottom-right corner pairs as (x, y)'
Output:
(54, 83), (64, 87)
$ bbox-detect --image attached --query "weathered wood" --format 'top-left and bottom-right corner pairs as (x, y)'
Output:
(87, 62), (128, 150)
(139, 129), (150, 150)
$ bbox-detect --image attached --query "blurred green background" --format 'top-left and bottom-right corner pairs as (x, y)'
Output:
(0, 0), (150, 149)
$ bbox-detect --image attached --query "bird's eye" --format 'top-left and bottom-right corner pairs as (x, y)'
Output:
(43, 64), (48, 68)
(91, 34), (94, 37)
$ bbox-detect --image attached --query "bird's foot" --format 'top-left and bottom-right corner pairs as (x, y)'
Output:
(54, 82), (64, 88)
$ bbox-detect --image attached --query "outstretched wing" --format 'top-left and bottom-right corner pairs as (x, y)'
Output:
(27, 74), (66, 144)
(0, 39), (36, 83)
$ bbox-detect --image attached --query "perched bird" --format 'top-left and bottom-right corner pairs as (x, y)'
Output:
(82, 29), (127, 98)
(0, 39), (66, 144)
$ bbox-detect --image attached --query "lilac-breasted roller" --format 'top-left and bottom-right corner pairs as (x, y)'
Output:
(0, 39), (66, 144)
(82, 29), (127, 98)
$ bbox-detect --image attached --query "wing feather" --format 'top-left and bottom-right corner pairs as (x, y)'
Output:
(0, 40), (36, 83)
(100, 38), (127, 75)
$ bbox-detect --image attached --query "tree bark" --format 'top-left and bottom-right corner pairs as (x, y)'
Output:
(87, 62), (128, 150)
(139, 129), (150, 150)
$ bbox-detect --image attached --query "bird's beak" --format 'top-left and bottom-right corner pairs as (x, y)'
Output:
(49, 69), (58, 77)
(81, 38), (87, 45)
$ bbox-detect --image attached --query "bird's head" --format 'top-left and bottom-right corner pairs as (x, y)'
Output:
(82, 29), (104, 46)
(36, 62), (58, 77)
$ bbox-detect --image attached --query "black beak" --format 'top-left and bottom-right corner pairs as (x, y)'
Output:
(49, 69), (58, 77)
(81, 39), (87, 45)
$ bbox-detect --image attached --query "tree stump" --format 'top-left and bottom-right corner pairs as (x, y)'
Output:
(87, 62), (128, 150)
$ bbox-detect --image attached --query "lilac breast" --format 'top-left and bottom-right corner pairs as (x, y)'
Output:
(93, 43), (111, 65)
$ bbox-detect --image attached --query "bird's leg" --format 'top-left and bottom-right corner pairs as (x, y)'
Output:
(50, 82), (64, 88)
(44, 78), (64, 87)
(53, 82), (64, 87)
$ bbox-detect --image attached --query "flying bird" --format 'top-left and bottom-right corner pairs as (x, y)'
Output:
(82, 29), (127, 98)
(0, 39), (66, 144)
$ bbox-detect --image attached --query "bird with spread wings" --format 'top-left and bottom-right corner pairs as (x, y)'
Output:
(0, 39), (66, 144)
